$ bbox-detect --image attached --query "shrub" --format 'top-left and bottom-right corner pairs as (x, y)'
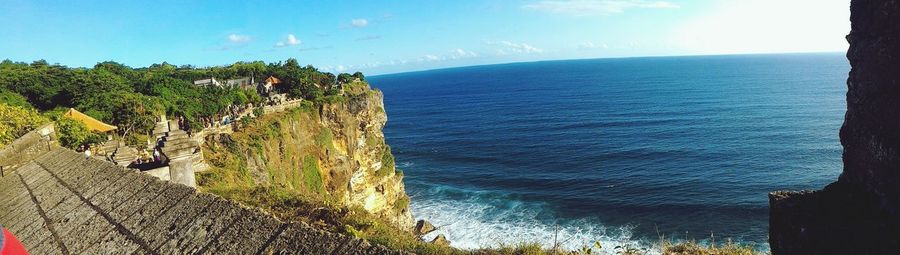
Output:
(315, 129), (334, 150)
(302, 155), (324, 193)
(377, 145), (396, 177)
(0, 89), (32, 109)
(393, 196), (410, 211)
(55, 116), (103, 149)
(0, 103), (50, 146)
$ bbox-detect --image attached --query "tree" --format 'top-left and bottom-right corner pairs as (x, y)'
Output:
(0, 89), (32, 108)
(337, 73), (353, 85)
(352, 71), (365, 81)
(0, 103), (49, 146)
(55, 116), (103, 149)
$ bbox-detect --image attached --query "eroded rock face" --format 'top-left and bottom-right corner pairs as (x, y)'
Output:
(319, 89), (414, 229)
(201, 87), (413, 230)
(769, 1), (900, 254)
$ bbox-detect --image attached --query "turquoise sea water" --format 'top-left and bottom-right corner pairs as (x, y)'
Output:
(369, 53), (849, 251)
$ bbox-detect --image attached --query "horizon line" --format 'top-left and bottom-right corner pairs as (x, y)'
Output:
(2, 50), (846, 77)
(369, 50), (846, 77)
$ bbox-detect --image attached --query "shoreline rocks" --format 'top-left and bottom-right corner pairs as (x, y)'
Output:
(415, 219), (435, 236)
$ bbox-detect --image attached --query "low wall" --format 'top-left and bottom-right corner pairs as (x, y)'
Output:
(0, 123), (56, 172)
(0, 148), (411, 254)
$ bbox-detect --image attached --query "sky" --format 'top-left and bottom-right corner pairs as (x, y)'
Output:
(0, 0), (850, 75)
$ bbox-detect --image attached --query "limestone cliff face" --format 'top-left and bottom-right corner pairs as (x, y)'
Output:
(201, 86), (413, 230)
(318, 89), (414, 229)
(769, 1), (900, 254)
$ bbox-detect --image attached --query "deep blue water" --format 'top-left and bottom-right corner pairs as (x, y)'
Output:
(369, 53), (849, 251)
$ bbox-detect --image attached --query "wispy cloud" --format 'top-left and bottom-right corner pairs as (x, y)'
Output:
(228, 33), (251, 43)
(578, 42), (609, 50)
(351, 18), (369, 27)
(210, 33), (252, 50)
(451, 48), (479, 59)
(488, 41), (544, 55)
(321, 48), (480, 73)
(523, 0), (679, 16)
(423, 55), (441, 61)
(275, 34), (301, 48)
(355, 35), (382, 41)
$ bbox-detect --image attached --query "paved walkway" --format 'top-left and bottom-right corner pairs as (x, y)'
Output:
(0, 148), (408, 255)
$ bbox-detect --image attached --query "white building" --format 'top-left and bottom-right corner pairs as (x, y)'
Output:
(193, 78), (222, 87)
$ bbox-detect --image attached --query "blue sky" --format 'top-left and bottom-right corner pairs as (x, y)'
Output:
(1, 0), (850, 75)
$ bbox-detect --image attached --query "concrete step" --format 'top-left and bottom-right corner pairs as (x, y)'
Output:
(112, 146), (139, 166)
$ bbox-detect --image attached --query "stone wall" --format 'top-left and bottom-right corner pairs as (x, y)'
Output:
(0, 148), (411, 254)
(0, 123), (55, 171)
(769, 1), (900, 254)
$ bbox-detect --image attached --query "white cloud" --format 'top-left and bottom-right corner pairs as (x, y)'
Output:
(275, 34), (302, 48)
(423, 55), (441, 61)
(488, 41), (544, 55)
(322, 65), (348, 73)
(228, 33), (251, 43)
(452, 48), (479, 58)
(523, 0), (679, 16)
(351, 19), (369, 27)
(672, 0), (849, 54)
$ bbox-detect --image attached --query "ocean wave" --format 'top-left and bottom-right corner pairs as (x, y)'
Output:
(410, 185), (651, 253)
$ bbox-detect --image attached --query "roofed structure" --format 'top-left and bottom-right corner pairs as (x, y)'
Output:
(64, 108), (117, 133)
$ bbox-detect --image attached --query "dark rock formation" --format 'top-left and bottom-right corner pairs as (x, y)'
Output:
(430, 234), (450, 246)
(769, 1), (900, 254)
(415, 220), (436, 236)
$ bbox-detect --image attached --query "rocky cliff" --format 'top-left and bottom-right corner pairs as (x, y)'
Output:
(199, 84), (413, 230)
(769, 1), (900, 254)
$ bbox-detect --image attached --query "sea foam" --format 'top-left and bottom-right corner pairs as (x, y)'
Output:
(409, 184), (650, 253)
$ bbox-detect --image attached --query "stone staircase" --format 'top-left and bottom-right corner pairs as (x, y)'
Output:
(152, 117), (171, 139)
(97, 140), (119, 157)
(97, 140), (139, 167)
(112, 145), (138, 166)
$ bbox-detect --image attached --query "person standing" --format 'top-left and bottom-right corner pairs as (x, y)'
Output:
(153, 148), (161, 162)
(83, 145), (92, 159)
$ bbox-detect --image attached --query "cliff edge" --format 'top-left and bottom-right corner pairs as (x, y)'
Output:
(199, 83), (414, 230)
(769, 1), (900, 254)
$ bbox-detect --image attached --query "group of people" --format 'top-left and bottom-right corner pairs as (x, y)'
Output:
(131, 146), (163, 166)
(77, 144), (94, 158)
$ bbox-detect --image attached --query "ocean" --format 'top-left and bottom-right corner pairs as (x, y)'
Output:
(368, 53), (849, 252)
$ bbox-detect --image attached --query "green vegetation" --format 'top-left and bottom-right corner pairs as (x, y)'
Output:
(0, 89), (32, 108)
(0, 103), (106, 150)
(0, 103), (49, 146)
(315, 129), (334, 150)
(55, 116), (103, 149)
(0, 58), (365, 141)
(377, 145), (397, 177)
(302, 155), (324, 193)
(393, 196), (410, 211)
(660, 239), (760, 255)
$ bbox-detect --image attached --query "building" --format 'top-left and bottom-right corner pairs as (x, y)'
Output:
(225, 77), (255, 90)
(64, 108), (117, 133)
(261, 76), (282, 95)
(193, 78), (222, 87)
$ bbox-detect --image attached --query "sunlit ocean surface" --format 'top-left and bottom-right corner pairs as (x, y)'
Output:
(369, 53), (848, 252)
